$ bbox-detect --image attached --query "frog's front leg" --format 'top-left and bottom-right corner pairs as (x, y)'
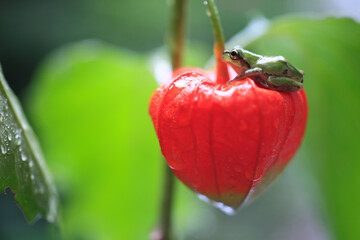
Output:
(267, 76), (303, 92)
(229, 67), (265, 83)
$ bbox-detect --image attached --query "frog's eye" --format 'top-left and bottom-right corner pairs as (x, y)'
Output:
(230, 50), (239, 60)
(282, 69), (289, 75)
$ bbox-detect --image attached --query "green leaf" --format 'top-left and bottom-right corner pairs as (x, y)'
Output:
(25, 40), (165, 239)
(0, 66), (58, 222)
(240, 17), (360, 239)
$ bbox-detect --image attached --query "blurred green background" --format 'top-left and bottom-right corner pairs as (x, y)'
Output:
(0, 0), (359, 239)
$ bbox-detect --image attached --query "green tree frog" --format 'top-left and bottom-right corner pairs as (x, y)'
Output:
(223, 47), (304, 92)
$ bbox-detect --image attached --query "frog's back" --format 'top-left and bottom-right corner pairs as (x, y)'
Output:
(254, 56), (302, 79)
(254, 56), (286, 73)
(236, 47), (262, 66)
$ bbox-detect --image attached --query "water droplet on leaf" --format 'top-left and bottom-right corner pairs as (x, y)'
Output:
(15, 138), (21, 146)
(21, 152), (27, 161)
(1, 145), (7, 154)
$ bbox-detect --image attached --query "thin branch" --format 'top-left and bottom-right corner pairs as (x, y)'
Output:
(151, 1), (187, 240)
(204, 0), (229, 84)
(169, 0), (187, 70)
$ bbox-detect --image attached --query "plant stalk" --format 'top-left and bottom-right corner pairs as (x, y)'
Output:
(151, 1), (186, 240)
(154, 159), (176, 240)
(204, 0), (229, 84)
(170, 0), (187, 70)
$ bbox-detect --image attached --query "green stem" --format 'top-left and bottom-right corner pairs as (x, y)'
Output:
(204, 0), (229, 84)
(151, 1), (187, 240)
(159, 160), (176, 240)
(169, 0), (187, 69)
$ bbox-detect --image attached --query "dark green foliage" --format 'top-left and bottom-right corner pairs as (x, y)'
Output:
(0, 67), (58, 223)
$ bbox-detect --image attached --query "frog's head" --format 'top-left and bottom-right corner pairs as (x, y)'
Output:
(223, 48), (245, 68)
(223, 47), (252, 71)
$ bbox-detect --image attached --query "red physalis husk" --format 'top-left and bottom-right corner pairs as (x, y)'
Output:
(149, 66), (307, 213)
